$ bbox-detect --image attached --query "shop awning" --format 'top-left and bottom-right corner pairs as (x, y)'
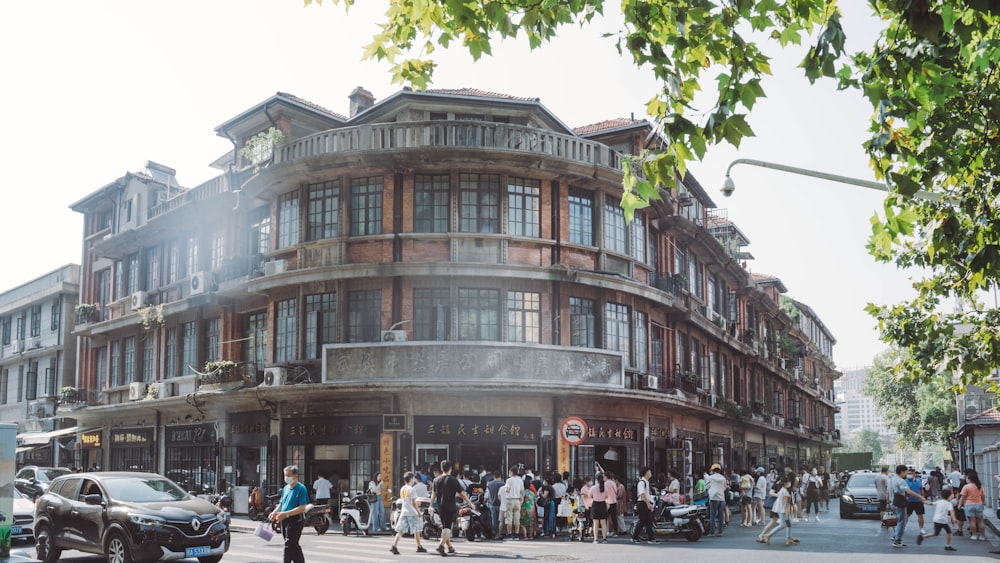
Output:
(16, 444), (46, 454)
(17, 426), (100, 446)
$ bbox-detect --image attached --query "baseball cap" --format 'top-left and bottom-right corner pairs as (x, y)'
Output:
(710, 463), (721, 472)
(756, 466), (765, 473)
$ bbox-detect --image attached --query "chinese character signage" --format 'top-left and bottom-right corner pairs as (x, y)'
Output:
(166, 424), (217, 446)
(413, 416), (540, 443)
(81, 431), (102, 449)
(230, 412), (270, 447)
(382, 414), (405, 432)
(323, 342), (624, 387)
(110, 428), (154, 447)
(583, 419), (641, 443)
(282, 416), (380, 445)
(380, 433), (393, 509)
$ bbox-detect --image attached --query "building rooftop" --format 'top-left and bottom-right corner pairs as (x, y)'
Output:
(573, 117), (648, 136)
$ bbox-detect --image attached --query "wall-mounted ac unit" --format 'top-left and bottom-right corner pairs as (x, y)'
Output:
(262, 367), (287, 387)
(264, 259), (288, 276)
(28, 401), (53, 419)
(11, 340), (22, 354)
(128, 381), (147, 401)
(130, 291), (149, 310)
(642, 375), (658, 390)
(190, 272), (214, 296)
(381, 330), (407, 342)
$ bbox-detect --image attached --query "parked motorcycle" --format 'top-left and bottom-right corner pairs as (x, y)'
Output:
(340, 491), (376, 536)
(419, 499), (443, 540)
(457, 493), (494, 541)
(304, 503), (333, 535)
(628, 495), (706, 542)
(388, 496), (403, 533)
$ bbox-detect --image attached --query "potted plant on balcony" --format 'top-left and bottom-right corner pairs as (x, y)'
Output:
(679, 369), (700, 392)
(75, 303), (98, 324)
(59, 386), (79, 403)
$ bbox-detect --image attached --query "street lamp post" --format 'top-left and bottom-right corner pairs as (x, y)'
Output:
(720, 157), (942, 201)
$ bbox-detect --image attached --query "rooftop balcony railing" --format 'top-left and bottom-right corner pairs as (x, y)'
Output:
(276, 120), (624, 171)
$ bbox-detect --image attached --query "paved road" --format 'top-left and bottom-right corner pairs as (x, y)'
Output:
(7, 501), (999, 562)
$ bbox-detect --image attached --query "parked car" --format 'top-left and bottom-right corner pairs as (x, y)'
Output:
(14, 466), (72, 499)
(10, 487), (36, 543)
(34, 471), (230, 563)
(839, 471), (881, 519)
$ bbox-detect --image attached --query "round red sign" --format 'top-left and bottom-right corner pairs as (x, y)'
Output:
(559, 417), (588, 446)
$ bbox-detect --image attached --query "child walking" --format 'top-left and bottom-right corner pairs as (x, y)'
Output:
(917, 488), (958, 552)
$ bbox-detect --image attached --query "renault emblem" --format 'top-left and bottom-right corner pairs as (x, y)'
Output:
(191, 517), (201, 532)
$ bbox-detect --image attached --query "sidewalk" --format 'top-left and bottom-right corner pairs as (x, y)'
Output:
(980, 507), (1000, 553)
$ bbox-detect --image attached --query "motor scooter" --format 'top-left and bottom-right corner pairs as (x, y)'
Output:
(304, 503), (333, 535)
(339, 491), (376, 536)
(628, 493), (706, 542)
(388, 496), (403, 533)
(456, 492), (494, 541)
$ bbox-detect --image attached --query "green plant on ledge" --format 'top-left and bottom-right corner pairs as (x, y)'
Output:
(752, 400), (769, 416)
(60, 386), (79, 402)
(204, 360), (236, 376)
(144, 382), (160, 400)
(136, 304), (165, 329)
(723, 400), (749, 420)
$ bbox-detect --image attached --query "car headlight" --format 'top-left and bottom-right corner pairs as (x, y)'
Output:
(129, 514), (166, 527)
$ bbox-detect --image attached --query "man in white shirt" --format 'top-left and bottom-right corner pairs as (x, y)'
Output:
(706, 464), (730, 536)
(503, 468), (524, 540)
(632, 466), (657, 543)
(312, 472), (333, 506)
(948, 468), (963, 490)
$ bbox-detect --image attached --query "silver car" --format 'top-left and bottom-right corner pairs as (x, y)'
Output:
(10, 487), (36, 542)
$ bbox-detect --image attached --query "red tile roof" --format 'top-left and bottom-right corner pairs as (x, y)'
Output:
(968, 407), (1000, 423)
(573, 118), (647, 135)
(423, 87), (540, 102)
(276, 92), (347, 120)
(752, 273), (780, 282)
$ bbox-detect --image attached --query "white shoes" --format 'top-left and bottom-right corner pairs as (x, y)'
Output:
(920, 529), (927, 534)
(815, 516), (821, 522)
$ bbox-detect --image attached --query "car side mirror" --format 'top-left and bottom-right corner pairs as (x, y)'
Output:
(85, 494), (104, 506)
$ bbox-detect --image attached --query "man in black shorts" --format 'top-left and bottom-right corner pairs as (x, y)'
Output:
(430, 460), (472, 557)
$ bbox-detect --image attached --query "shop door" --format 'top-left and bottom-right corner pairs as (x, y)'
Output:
(417, 444), (449, 471)
(505, 445), (536, 475)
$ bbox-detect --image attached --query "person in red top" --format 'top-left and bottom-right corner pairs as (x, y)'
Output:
(958, 468), (986, 540)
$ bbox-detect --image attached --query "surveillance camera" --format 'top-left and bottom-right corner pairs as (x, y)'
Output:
(720, 176), (736, 197)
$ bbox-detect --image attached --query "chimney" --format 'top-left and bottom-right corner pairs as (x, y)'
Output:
(349, 86), (376, 117)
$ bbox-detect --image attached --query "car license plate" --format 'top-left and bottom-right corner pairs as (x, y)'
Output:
(11, 526), (21, 534)
(185, 546), (211, 557)
(861, 505), (878, 512)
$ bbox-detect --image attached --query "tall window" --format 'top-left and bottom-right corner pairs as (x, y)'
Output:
(210, 228), (225, 270)
(181, 322), (196, 377)
(603, 198), (627, 254)
(278, 191), (300, 248)
(126, 253), (140, 295)
(186, 236), (199, 277)
(204, 318), (221, 364)
(141, 334), (155, 383)
(1, 317), (9, 345)
(458, 289), (499, 341)
(305, 293), (337, 359)
(165, 330), (177, 379)
(25, 363), (37, 401)
(604, 303), (631, 366)
(114, 259), (125, 300)
(507, 291), (540, 343)
(17, 366), (23, 402)
(50, 298), (60, 331)
(631, 213), (647, 263)
(46, 357), (58, 396)
(634, 311), (648, 371)
(30, 305), (41, 337)
(507, 178), (540, 237)
(347, 290), (381, 342)
(276, 298), (298, 363)
(166, 239), (183, 284)
(123, 336), (136, 383)
(110, 341), (121, 387)
(144, 246), (160, 290)
(244, 312), (268, 374)
(568, 192), (594, 246)
(96, 348), (107, 393)
(569, 297), (595, 348)
(413, 289), (450, 341)
(458, 174), (500, 233)
(0, 369), (6, 404)
(307, 181), (340, 240)
(248, 206), (271, 257)
(350, 176), (383, 236)
(16, 312), (25, 340)
(414, 175), (450, 233)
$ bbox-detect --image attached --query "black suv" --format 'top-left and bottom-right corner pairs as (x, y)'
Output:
(839, 471), (881, 518)
(34, 472), (230, 563)
(15, 466), (72, 499)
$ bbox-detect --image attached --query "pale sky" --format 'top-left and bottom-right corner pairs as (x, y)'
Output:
(0, 1), (908, 369)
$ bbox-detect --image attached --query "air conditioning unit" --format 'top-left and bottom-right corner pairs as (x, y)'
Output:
(190, 271), (214, 296)
(29, 401), (53, 419)
(128, 381), (147, 401)
(11, 340), (22, 354)
(264, 259), (288, 276)
(381, 330), (407, 342)
(130, 291), (149, 310)
(263, 367), (287, 387)
(642, 375), (659, 390)
(823, 433), (832, 441)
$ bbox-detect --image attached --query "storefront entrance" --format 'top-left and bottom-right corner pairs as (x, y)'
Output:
(413, 416), (540, 475)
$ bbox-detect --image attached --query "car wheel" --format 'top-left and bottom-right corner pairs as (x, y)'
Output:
(105, 531), (134, 563)
(198, 557), (223, 563)
(35, 524), (62, 563)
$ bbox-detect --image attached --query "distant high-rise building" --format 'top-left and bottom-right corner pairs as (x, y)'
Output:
(834, 367), (894, 437)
